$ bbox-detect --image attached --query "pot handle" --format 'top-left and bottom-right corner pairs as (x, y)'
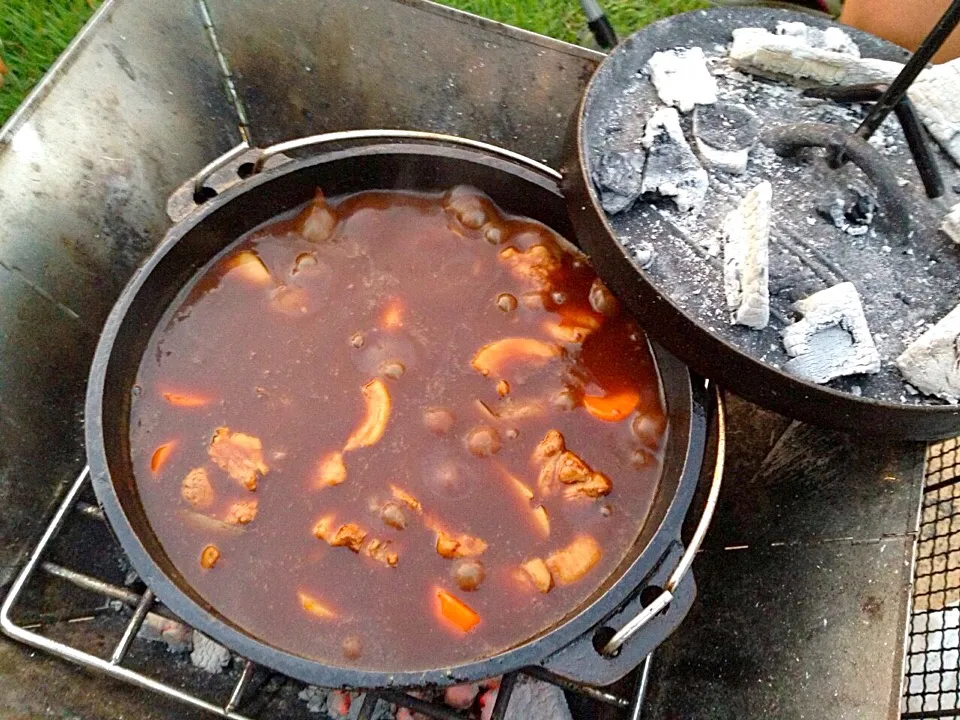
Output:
(600, 381), (725, 657)
(190, 129), (562, 198)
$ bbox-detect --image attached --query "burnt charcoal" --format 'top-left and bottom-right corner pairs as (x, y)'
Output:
(640, 107), (708, 213)
(593, 150), (645, 215)
(816, 188), (876, 236)
(693, 102), (762, 174)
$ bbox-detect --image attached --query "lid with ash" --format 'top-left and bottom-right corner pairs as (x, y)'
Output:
(565, 6), (960, 440)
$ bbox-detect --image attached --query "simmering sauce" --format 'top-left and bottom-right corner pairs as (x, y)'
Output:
(130, 187), (666, 671)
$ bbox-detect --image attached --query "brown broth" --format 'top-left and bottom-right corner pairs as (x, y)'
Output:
(130, 187), (666, 671)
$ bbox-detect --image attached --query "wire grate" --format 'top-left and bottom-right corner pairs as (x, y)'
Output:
(0, 468), (648, 720)
(903, 437), (960, 719)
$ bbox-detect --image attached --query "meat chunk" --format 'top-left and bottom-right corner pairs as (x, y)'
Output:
(499, 244), (561, 288)
(366, 538), (399, 567)
(224, 499), (258, 525)
(520, 558), (554, 593)
(534, 432), (612, 499)
(181, 467), (214, 509)
(315, 451), (347, 487)
(429, 520), (488, 559)
(533, 430), (565, 464)
(546, 536), (602, 585)
(563, 473), (613, 500)
(329, 523), (368, 552)
(208, 427), (268, 491)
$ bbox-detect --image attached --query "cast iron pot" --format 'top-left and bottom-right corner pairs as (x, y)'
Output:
(86, 132), (720, 689)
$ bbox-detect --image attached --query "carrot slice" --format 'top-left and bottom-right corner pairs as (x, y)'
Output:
(150, 442), (176, 473)
(470, 338), (561, 377)
(380, 297), (404, 330)
(582, 389), (640, 422)
(298, 591), (337, 619)
(344, 379), (392, 451)
(436, 588), (480, 632)
(161, 391), (212, 408)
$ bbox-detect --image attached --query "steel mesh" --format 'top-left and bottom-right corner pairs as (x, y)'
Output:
(903, 438), (960, 719)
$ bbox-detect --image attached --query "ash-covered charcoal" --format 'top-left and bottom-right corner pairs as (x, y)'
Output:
(816, 187), (876, 236)
(190, 630), (231, 673)
(641, 107), (708, 213)
(775, 21), (860, 56)
(646, 47), (718, 113)
(593, 150), (646, 214)
(629, 240), (656, 269)
(896, 304), (960, 403)
(782, 282), (881, 383)
(723, 181), (772, 329)
(943, 202), (960, 244)
(693, 101), (762, 174)
(729, 26), (902, 86)
(908, 59), (960, 168)
(479, 676), (573, 720)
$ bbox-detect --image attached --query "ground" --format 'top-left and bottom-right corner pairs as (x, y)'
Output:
(0, 0), (706, 126)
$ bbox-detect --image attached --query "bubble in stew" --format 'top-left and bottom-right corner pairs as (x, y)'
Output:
(130, 186), (667, 671)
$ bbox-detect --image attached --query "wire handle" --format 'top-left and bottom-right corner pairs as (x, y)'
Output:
(601, 382), (725, 657)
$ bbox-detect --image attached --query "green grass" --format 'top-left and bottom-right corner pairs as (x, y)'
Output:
(1, 0), (100, 125)
(0, 0), (706, 126)
(438, 0), (708, 46)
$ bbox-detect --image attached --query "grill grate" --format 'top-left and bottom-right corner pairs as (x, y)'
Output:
(0, 468), (647, 720)
(903, 438), (960, 719)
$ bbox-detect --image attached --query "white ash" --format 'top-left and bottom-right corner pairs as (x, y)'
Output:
(908, 59), (960, 167)
(723, 180), (772, 329)
(942, 202), (960, 244)
(298, 688), (396, 720)
(479, 677), (572, 720)
(646, 47), (718, 113)
(190, 631), (231, 674)
(729, 26), (903, 86)
(896, 304), (960, 403)
(694, 101), (762, 175)
(782, 282), (881, 383)
(641, 106), (708, 213)
(775, 21), (861, 57)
